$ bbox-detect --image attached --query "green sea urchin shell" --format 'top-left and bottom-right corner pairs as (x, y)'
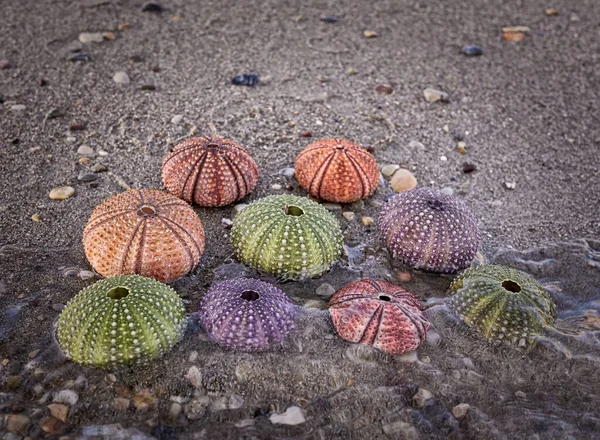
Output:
(447, 265), (557, 346)
(56, 275), (187, 368)
(232, 195), (343, 280)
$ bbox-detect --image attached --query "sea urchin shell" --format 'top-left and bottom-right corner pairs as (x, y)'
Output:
(328, 278), (430, 355)
(295, 138), (380, 203)
(378, 187), (479, 273)
(198, 278), (297, 351)
(232, 195), (343, 280)
(161, 136), (259, 207)
(447, 264), (557, 346)
(83, 189), (205, 283)
(56, 275), (187, 368)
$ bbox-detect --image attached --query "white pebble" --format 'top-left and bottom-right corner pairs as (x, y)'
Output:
(79, 32), (104, 44)
(185, 366), (202, 389)
(171, 114), (184, 125)
(54, 389), (79, 406)
(269, 406), (306, 425)
(113, 71), (130, 85)
(10, 104), (26, 111)
(271, 184), (282, 190)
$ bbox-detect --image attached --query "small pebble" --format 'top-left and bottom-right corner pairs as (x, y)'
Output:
(52, 303), (65, 311)
(113, 71), (130, 85)
(10, 104), (26, 111)
(98, 150), (109, 156)
(142, 2), (163, 12)
(69, 53), (90, 62)
(91, 164), (108, 173)
(515, 391), (527, 398)
(130, 55), (143, 63)
(396, 271), (412, 282)
(67, 136), (77, 143)
(5, 414), (31, 435)
(375, 85), (394, 95)
(279, 167), (295, 177)
(342, 211), (355, 221)
(48, 403), (69, 422)
(503, 26), (531, 34)
(77, 145), (94, 155)
(363, 30), (377, 38)
(462, 45), (483, 56)
(114, 398), (130, 411)
(442, 124), (449, 133)
(503, 32), (525, 41)
(45, 108), (64, 120)
(171, 114), (184, 125)
(188, 351), (199, 362)
(300, 131), (312, 138)
(78, 172), (98, 182)
(221, 218), (233, 228)
(269, 406), (306, 425)
(29, 349), (41, 358)
(545, 9), (559, 16)
(49, 186), (75, 200)
(32, 213), (41, 222)
(457, 142), (467, 154)
(54, 390), (79, 406)
(79, 157), (89, 164)
(462, 163), (477, 173)
(0, 59), (10, 70)
(78, 270), (95, 280)
(169, 402), (182, 419)
(233, 204), (248, 214)
(390, 169), (417, 193)
(322, 203), (342, 211)
(78, 32), (104, 44)
(439, 155), (448, 161)
(452, 403), (470, 419)
(231, 74), (258, 87)
(440, 187), (454, 196)
(5, 375), (23, 390)
(141, 84), (156, 91)
(70, 121), (86, 131)
(186, 366), (202, 388)
(347, 67), (358, 75)
(361, 216), (374, 226)
(504, 181), (516, 190)
(409, 140), (425, 151)
(271, 183), (282, 190)
(316, 283), (336, 300)
(103, 32), (116, 40)
(412, 388), (433, 407)
(423, 88), (449, 103)
(320, 16), (337, 23)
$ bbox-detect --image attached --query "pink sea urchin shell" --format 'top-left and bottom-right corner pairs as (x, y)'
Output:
(161, 136), (259, 207)
(328, 278), (430, 355)
(83, 189), (205, 283)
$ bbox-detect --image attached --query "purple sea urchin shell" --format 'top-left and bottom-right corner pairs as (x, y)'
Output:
(378, 187), (479, 273)
(198, 278), (298, 351)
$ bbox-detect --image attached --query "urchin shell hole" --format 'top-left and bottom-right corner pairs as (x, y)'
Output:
(241, 290), (260, 301)
(378, 295), (391, 301)
(502, 280), (522, 293)
(138, 205), (157, 216)
(284, 205), (304, 216)
(206, 142), (220, 148)
(108, 286), (130, 300)
(427, 199), (445, 211)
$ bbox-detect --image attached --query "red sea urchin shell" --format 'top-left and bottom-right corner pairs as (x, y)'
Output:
(83, 189), (205, 283)
(161, 136), (259, 207)
(295, 138), (380, 203)
(378, 187), (479, 273)
(328, 278), (430, 355)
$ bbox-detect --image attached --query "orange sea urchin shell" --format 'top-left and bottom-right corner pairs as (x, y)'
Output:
(83, 189), (205, 283)
(161, 136), (259, 207)
(295, 139), (380, 203)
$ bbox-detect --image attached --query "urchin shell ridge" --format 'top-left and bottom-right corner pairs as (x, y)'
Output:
(198, 278), (298, 351)
(447, 264), (557, 345)
(231, 195), (343, 280)
(295, 138), (380, 203)
(378, 187), (479, 273)
(161, 136), (259, 207)
(83, 189), (205, 283)
(328, 278), (430, 355)
(56, 275), (187, 368)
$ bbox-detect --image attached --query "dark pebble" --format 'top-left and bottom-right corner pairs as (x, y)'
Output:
(142, 2), (163, 12)
(69, 121), (86, 131)
(320, 16), (338, 23)
(0, 95), (4, 104)
(231, 74), (258, 87)
(11, 138), (20, 145)
(375, 84), (394, 95)
(141, 84), (156, 91)
(462, 163), (477, 173)
(151, 65), (161, 72)
(39, 78), (48, 87)
(462, 45), (483, 56)
(89, 181), (100, 188)
(91, 164), (108, 173)
(46, 108), (64, 120)
(130, 55), (143, 63)
(301, 131), (313, 138)
(366, 146), (375, 153)
(69, 53), (90, 62)
(78, 173), (98, 182)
